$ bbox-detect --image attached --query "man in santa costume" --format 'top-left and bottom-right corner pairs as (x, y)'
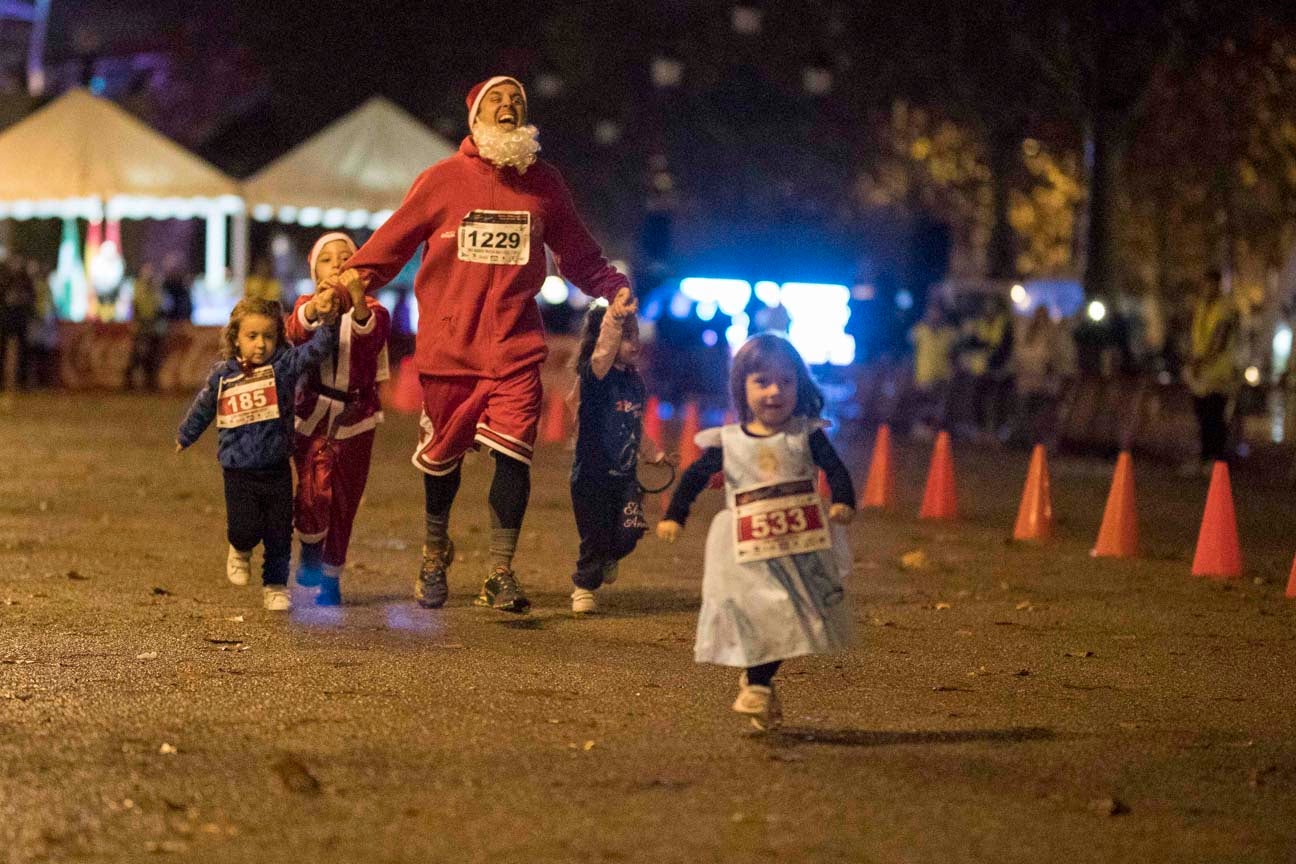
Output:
(326, 76), (633, 613)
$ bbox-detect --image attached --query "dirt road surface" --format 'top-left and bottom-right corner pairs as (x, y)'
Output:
(1, 393), (1293, 863)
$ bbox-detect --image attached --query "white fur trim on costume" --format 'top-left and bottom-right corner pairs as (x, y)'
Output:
(297, 302), (324, 331)
(349, 307), (377, 335)
(308, 232), (356, 281)
(469, 76), (526, 124)
(333, 411), (383, 440)
(295, 400), (330, 437)
(295, 528), (328, 543)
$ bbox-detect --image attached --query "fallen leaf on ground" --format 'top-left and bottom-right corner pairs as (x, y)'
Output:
(66, 570), (89, 581)
(1065, 651), (1095, 658)
(1015, 600), (1033, 610)
(1248, 765), (1278, 787)
(159, 743), (177, 755)
(144, 841), (188, 854)
(1087, 797), (1130, 816)
(272, 755), (321, 795)
(934, 602), (952, 610)
(136, 651), (159, 660)
(582, 740), (596, 751)
(899, 550), (929, 570)
(151, 587), (171, 596)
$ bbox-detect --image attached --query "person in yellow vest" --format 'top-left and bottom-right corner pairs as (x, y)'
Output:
(1183, 270), (1236, 474)
(124, 264), (166, 391)
(907, 299), (956, 437)
(243, 256), (283, 305)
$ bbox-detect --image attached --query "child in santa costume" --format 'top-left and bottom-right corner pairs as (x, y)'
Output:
(330, 75), (631, 613)
(285, 232), (392, 606)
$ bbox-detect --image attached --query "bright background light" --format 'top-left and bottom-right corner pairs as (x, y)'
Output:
(780, 282), (855, 365)
(539, 275), (569, 305)
(1010, 283), (1029, 310)
(1087, 300), (1107, 322)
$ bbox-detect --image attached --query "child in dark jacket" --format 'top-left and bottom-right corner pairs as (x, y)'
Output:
(177, 295), (339, 611)
(568, 292), (674, 614)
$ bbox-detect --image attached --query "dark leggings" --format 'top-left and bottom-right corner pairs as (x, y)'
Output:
(1193, 393), (1229, 463)
(570, 476), (645, 590)
(746, 661), (782, 687)
(422, 451), (530, 530)
(223, 462), (293, 586)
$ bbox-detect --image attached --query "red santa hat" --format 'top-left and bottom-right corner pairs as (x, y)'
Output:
(466, 76), (527, 125)
(308, 232), (356, 281)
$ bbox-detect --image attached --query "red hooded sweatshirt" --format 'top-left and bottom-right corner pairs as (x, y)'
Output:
(346, 136), (628, 379)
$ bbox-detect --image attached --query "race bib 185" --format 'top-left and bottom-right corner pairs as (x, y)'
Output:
(216, 366), (280, 429)
(457, 210), (531, 265)
(733, 478), (831, 564)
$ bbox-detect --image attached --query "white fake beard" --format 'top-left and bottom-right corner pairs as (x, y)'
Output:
(472, 123), (541, 174)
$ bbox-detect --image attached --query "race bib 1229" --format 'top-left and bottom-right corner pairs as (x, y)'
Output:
(457, 210), (531, 265)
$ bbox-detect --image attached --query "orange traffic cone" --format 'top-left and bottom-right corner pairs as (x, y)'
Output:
(644, 396), (663, 452)
(390, 356), (423, 415)
(1191, 461), (1243, 579)
(1091, 451), (1138, 558)
(678, 401), (702, 467)
(919, 431), (957, 520)
(1286, 556), (1296, 599)
(860, 424), (895, 509)
(1012, 444), (1053, 541)
(540, 392), (567, 444)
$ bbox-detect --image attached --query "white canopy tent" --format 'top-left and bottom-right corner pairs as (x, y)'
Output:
(243, 96), (457, 231)
(0, 88), (243, 293)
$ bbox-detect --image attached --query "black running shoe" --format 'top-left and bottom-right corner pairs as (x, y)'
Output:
(415, 542), (454, 609)
(474, 567), (530, 613)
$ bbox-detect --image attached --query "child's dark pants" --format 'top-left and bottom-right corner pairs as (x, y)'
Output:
(223, 462), (293, 586)
(571, 476), (646, 590)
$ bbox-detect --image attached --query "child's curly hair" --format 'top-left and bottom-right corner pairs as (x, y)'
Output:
(221, 297), (285, 360)
(729, 332), (824, 423)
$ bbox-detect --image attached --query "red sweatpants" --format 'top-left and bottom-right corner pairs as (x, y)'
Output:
(293, 430), (375, 568)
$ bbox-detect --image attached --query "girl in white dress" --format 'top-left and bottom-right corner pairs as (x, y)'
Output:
(658, 333), (855, 730)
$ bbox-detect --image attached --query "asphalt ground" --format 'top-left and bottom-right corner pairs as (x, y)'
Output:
(1, 392), (1294, 863)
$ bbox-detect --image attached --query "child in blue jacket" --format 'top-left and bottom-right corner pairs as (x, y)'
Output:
(177, 294), (339, 611)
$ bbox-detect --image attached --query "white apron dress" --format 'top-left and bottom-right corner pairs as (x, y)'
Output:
(694, 420), (853, 667)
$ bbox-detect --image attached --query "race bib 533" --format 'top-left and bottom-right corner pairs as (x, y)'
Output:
(733, 478), (831, 564)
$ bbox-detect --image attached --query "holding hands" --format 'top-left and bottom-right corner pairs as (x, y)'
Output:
(609, 286), (638, 321)
(342, 269), (370, 323)
(305, 287), (341, 324)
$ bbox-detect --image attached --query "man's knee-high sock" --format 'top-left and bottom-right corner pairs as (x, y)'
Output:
(423, 465), (462, 554)
(487, 452), (530, 571)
